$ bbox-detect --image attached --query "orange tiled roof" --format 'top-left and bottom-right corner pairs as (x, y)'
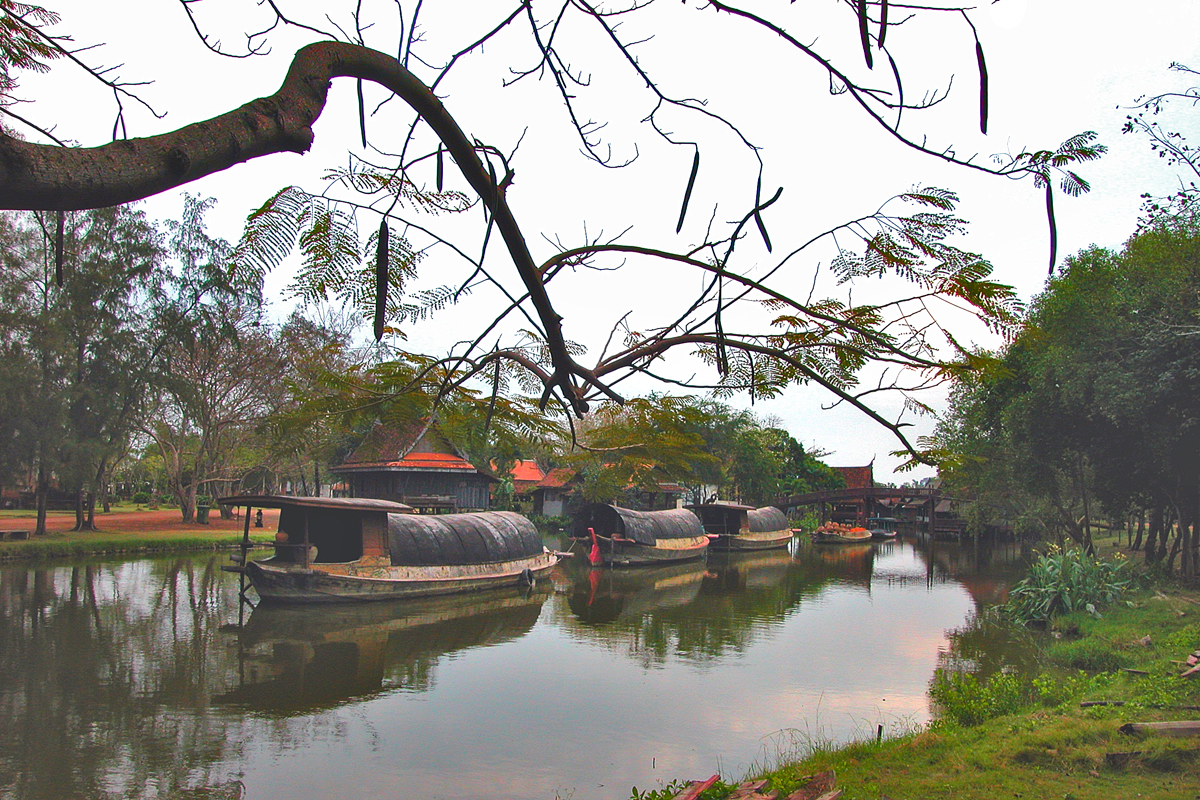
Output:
(538, 467), (576, 489)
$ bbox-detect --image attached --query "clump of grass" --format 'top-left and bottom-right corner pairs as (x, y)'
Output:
(1005, 545), (1138, 625)
(1047, 637), (1132, 671)
(929, 669), (1104, 726)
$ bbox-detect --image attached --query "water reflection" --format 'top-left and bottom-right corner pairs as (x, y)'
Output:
(0, 537), (1029, 800)
(218, 589), (548, 711)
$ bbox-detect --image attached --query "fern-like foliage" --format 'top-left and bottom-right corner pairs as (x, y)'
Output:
(323, 164), (471, 213)
(227, 176), (471, 334)
(0, 1), (60, 100)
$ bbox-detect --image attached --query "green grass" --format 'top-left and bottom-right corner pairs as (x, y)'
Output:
(0, 529), (274, 561)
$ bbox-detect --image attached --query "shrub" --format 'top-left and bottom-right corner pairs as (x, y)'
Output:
(131, 492), (152, 505)
(1004, 546), (1137, 625)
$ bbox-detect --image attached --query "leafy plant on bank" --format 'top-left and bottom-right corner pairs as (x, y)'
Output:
(1004, 546), (1137, 625)
(929, 669), (1101, 727)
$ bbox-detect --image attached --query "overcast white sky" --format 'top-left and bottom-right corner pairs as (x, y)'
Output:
(16, 0), (1200, 481)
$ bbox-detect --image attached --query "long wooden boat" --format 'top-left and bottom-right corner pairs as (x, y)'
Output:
(687, 502), (793, 551)
(220, 495), (557, 604)
(868, 516), (899, 540)
(572, 503), (708, 566)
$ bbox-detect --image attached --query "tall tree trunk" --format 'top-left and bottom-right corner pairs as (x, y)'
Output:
(72, 488), (86, 532)
(85, 490), (97, 531)
(1145, 507), (1162, 564)
(1132, 509), (1145, 552)
(34, 465), (48, 537)
(314, 463), (321, 498)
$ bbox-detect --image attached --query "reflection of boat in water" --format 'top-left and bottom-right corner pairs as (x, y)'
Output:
(704, 547), (796, 591)
(220, 495), (557, 603)
(572, 504), (708, 566)
(216, 588), (548, 710)
(687, 503), (793, 551)
(566, 560), (710, 624)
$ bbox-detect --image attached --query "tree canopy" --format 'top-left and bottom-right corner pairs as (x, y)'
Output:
(0, 0), (1102, 459)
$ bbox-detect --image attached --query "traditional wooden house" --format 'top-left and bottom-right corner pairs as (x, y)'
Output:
(331, 419), (494, 513)
(533, 467), (576, 517)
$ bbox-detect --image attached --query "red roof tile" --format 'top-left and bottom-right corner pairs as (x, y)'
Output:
(538, 467), (576, 489)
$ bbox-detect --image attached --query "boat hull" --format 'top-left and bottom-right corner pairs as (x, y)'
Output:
(810, 532), (873, 544)
(246, 552), (558, 604)
(707, 530), (793, 551)
(588, 534), (709, 567)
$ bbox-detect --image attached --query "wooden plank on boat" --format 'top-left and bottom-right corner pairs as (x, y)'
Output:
(671, 774), (720, 800)
(1119, 720), (1200, 737)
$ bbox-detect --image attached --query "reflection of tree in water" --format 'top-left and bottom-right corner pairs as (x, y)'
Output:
(934, 608), (1045, 680)
(0, 556), (331, 800)
(0, 556), (550, 799)
(2, 558), (235, 798)
(559, 548), (845, 666)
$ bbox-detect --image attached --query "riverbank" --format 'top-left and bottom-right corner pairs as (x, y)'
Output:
(659, 580), (1200, 800)
(0, 507), (278, 560)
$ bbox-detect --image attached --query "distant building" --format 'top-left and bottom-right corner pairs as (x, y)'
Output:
(531, 466), (684, 516)
(833, 463), (874, 491)
(332, 419), (494, 513)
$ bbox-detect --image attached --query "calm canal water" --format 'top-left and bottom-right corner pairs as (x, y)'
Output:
(0, 537), (1032, 800)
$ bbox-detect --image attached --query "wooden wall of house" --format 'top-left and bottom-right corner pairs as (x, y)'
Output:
(346, 471), (490, 511)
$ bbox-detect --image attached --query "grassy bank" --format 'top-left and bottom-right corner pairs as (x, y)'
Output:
(648, 554), (1200, 800)
(0, 527), (274, 561)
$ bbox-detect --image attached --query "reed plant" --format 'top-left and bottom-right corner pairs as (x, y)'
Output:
(1005, 545), (1137, 625)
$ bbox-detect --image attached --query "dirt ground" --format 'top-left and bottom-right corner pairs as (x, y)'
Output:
(6, 507), (281, 535)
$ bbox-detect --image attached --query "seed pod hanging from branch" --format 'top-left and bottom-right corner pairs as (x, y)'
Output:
(676, 149), (700, 233)
(374, 219), (389, 341)
(857, 0), (873, 69)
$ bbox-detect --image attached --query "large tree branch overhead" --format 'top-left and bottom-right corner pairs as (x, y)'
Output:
(0, 41), (594, 414)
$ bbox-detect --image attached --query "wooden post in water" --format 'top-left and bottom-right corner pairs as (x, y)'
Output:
(301, 512), (310, 570)
(238, 504), (254, 624)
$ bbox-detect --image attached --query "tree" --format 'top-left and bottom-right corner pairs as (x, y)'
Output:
(0, 1), (1103, 457)
(930, 212), (1200, 577)
(0, 205), (165, 532)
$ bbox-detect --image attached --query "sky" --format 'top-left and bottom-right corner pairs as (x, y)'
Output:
(13, 0), (1200, 482)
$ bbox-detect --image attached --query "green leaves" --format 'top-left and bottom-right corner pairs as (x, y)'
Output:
(228, 172), (472, 336)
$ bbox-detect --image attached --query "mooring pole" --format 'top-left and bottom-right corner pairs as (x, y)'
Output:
(238, 505), (254, 624)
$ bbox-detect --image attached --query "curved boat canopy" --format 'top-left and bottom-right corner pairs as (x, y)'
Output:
(387, 510), (543, 566)
(747, 506), (789, 533)
(573, 504), (704, 546)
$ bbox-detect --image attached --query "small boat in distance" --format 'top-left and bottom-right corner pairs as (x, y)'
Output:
(572, 504), (708, 566)
(810, 521), (873, 544)
(868, 516), (899, 540)
(687, 502), (793, 551)
(220, 495), (557, 603)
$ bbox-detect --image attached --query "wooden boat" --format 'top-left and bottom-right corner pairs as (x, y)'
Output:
(220, 495), (557, 603)
(686, 502), (793, 551)
(809, 522), (873, 544)
(868, 516), (899, 540)
(572, 503), (708, 566)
